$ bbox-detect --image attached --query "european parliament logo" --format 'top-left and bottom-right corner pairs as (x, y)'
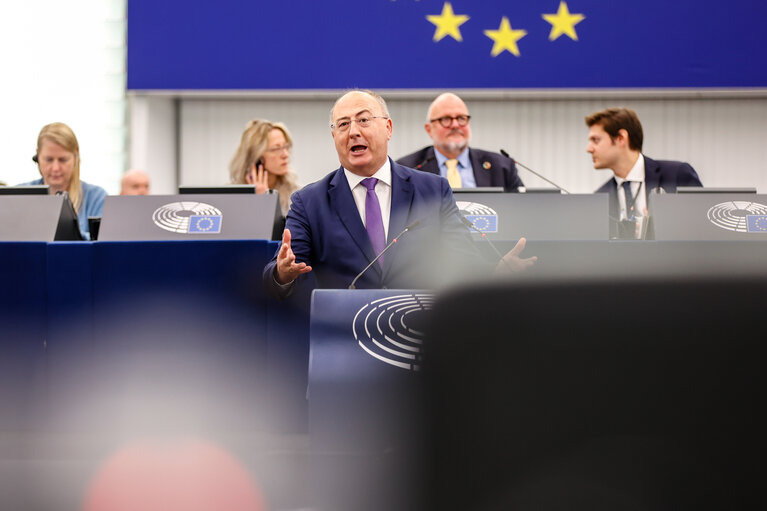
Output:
(456, 201), (499, 233)
(152, 202), (224, 234)
(707, 201), (767, 233)
(353, 293), (434, 371)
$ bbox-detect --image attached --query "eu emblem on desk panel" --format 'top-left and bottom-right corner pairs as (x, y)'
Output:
(652, 194), (767, 240)
(99, 194), (281, 241)
(747, 215), (767, 233)
(458, 201), (499, 234)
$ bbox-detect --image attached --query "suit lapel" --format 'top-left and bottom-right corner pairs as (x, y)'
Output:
(327, 168), (380, 270)
(469, 149), (492, 187)
(644, 156), (662, 192)
(422, 147), (440, 175)
(383, 162), (414, 278)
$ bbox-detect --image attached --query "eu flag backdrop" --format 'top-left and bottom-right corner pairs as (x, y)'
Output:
(127, 0), (767, 90)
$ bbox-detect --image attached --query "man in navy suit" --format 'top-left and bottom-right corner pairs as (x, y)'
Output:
(263, 90), (536, 298)
(585, 107), (703, 238)
(396, 93), (523, 192)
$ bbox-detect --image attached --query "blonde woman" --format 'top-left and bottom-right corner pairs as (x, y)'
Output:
(229, 120), (300, 216)
(21, 122), (106, 240)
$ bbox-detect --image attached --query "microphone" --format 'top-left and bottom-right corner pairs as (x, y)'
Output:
(499, 149), (570, 194)
(459, 215), (514, 272)
(415, 156), (435, 170)
(348, 219), (421, 290)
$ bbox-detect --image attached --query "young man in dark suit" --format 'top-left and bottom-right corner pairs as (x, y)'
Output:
(586, 107), (703, 237)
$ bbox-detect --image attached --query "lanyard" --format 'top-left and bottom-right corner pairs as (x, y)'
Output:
(624, 181), (644, 218)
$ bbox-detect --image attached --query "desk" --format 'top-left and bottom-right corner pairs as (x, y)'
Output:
(3, 239), (767, 434)
(1, 240), (311, 433)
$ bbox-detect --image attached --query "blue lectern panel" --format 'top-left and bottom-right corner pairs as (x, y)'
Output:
(309, 289), (427, 510)
(0, 242), (47, 430)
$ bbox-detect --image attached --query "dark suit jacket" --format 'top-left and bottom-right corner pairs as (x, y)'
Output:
(396, 146), (524, 192)
(596, 155), (703, 237)
(262, 159), (481, 298)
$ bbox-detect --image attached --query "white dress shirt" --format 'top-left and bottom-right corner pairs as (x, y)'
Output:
(343, 158), (392, 240)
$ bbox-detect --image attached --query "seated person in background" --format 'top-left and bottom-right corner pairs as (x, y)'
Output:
(20, 122), (106, 240)
(586, 107), (703, 237)
(120, 169), (150, 195)
(229, 120), (300, 216)
(397, 92), (523, 191)
(263, 89), (535, 299)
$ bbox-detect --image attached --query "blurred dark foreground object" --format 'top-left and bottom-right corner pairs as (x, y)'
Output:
(421, 275), (767, 511)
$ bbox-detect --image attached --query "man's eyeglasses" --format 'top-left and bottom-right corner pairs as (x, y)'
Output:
(264, 144), (292, 154)
(430, 115), (471, 128)
(331, 116), (388, 132)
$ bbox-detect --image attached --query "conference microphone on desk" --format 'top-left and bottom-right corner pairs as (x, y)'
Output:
(348, 219), (422, 290)
(460, 214), (538, 272)
(415, 156), (435, 170)
(459, 215), (504, 258)
(499, 149), (571, 194)
(459, 215), (515, 272)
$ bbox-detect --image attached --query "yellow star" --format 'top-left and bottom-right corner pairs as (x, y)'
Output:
(542, 1), (585, 41)
(483, 17), (527, 57)
(426, 2), (470, 42)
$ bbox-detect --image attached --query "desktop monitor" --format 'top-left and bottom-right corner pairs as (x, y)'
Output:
(178, 185), (257, 194)
(677, 186), (757, 194)
(0, 185), (50, 195)
(0, 194), (82, 241)
(422, 277), (767, 509)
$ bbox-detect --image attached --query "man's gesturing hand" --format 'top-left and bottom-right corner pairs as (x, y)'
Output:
(275, 228), (312, 284)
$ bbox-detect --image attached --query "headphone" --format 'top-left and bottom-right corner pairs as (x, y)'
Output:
(32, 154), (38, 164)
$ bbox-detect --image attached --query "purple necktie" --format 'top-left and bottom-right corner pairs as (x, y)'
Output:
(361, 177), (386, 266)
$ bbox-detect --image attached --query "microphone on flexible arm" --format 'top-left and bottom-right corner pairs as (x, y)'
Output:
(415, 156), (435, 169)
(499, 149), (571, 194)
(459, 215), (515, 272)
(348, 219), (422, 290)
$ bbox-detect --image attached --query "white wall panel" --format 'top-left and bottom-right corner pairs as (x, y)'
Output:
(129, 96), (178, 195)
(155, 94), (767, 195)
(180, 98), (340, 189)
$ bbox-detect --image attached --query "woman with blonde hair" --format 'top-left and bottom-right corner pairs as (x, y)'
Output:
(229, 119), (300, 216)
(21, 122), (106, 239)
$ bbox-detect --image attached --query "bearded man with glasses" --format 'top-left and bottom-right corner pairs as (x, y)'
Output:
(397, 92), (524, 192)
